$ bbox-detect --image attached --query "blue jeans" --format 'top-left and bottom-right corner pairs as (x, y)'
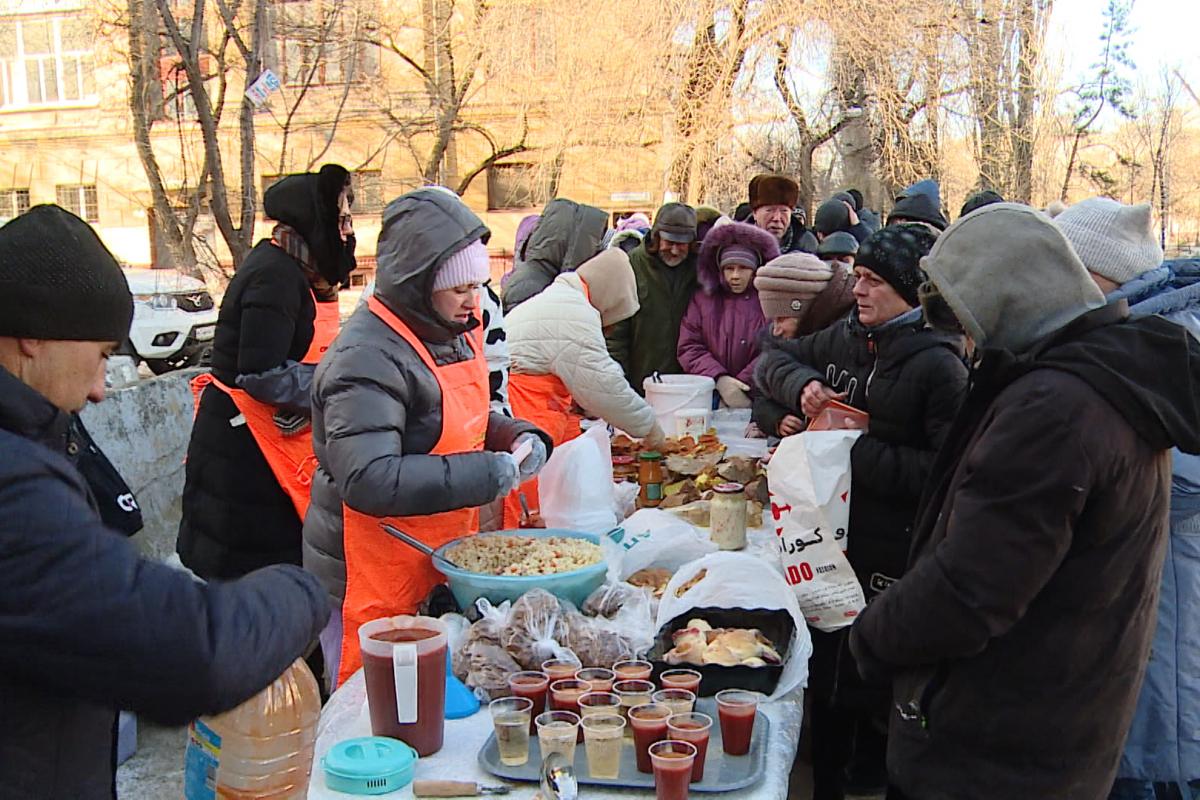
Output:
(1110, 779), (1200, 800)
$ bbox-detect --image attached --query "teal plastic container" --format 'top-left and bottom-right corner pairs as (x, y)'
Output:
(432, 529), (607, 611)
(321, 737), (417, 795)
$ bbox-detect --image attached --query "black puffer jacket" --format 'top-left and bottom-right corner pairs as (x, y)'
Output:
(177, 168), (350, 579)
(0, 367), (329, 800)
(303, 189), (552, 606)
(502, 198), (608, 312)
(755, 310), (967, 702)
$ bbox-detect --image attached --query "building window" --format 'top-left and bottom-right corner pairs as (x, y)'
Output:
(350, 170), (382, 214)
(488, 163), (556, 211)
(0, 15), (96, 110)
(0, 188), (30, 221)
(272, 2), (377, 87)
(56, 184), (98, 223)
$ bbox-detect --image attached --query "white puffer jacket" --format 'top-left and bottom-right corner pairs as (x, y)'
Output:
(506, 272), (657, 436)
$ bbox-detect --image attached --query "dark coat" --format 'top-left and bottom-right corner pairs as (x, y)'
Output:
(756, 310), (967, 705)
(849, 304), (1200, 800)
(0, 367), (329, 800)
(502, 198), (608, 313)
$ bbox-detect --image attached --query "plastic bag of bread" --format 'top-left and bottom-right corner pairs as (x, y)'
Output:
(583, 581), (655, 618)
(500, 589), (571, 670)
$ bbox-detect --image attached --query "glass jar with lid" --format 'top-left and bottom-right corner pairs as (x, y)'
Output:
(710, 482), (747, 550)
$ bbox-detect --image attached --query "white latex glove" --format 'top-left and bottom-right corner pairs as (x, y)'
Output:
(642, 421), (668, 449)
(716, 375), (752, 409)
(493, 452), (522, 499)
(511, 433), (548, 481)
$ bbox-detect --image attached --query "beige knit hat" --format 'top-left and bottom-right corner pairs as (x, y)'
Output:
(575, 248), (639, 327)
(754, 253), (834, 318)
(1054, 197), (1163, 286)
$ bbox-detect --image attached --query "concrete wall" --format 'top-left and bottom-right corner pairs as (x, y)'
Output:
(80, 369), (201, 562)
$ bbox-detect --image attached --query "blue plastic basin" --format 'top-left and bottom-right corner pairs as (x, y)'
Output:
(432, 528), (607, 611)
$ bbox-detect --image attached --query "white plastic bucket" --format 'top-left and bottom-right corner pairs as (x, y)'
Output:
(643, 375), (715, 434)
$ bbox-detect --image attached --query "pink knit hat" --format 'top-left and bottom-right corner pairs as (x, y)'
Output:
(432, 239), (490, 291)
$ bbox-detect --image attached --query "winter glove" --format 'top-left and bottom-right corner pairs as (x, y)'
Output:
(716, 375), (752, 409)
(642, 422), (668, 449)
(493, 452), (522, 500)
(511, 433), (548, 481)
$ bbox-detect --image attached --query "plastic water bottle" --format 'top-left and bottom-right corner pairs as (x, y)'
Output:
(183, 658), (321, 799)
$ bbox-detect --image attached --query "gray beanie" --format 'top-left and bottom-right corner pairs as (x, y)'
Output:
(1054, 198), (1163, 286)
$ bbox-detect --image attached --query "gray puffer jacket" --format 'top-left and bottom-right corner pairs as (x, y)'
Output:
(501, 198), (608, 313)
(303, 189), (551, 606)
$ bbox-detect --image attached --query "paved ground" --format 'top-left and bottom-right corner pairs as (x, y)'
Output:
(116, 721), (185, 798)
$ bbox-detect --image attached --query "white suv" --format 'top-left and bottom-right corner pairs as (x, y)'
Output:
(121, 269), (219, 375)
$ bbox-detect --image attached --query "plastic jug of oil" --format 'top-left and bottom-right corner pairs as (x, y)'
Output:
(183, 658), (321, 799)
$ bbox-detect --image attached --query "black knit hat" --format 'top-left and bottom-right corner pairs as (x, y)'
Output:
(814, 199), (852, 235)
(888, 192), (948, 231)
(0, 205), (133, 341)
(854, 223), (938, 307)
(959, 189), (1005, 219)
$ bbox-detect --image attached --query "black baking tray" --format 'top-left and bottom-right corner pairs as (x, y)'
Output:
(649, 607), (794, 697)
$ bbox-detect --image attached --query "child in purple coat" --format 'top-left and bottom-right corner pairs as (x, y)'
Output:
(677, 221), (780, 407)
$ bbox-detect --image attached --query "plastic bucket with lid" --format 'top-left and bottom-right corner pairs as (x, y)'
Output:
(643, 375), (715, 434)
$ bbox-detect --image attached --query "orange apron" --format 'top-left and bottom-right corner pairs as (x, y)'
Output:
(502, 373), (582, 528)
(189, 291), (339, 521)
(337, 295), (490, 686)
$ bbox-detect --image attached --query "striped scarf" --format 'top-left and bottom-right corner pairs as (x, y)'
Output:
(272, 223), (337, 301)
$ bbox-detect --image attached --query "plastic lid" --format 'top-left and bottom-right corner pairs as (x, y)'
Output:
(323, 737), (417, 779)
(445, 647), (481, 719)
(639, 451), (662, 460)
(612, 455), (636, 464)
(714, 482), (745, 493)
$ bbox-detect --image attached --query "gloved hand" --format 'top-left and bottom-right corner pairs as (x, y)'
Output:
(493, 452), (522, 500)
(511, 433), (548, 481)
(642, 421), (667, 449)
(716, 375), (752, 409)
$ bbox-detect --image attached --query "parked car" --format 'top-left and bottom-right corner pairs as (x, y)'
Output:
(121, 268), (218, 375)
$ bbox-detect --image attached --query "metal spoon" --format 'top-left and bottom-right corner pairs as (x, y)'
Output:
(540, 752), (578, 800)
(379, 523), (464, 571)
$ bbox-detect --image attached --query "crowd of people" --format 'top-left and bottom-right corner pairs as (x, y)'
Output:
(2, 164), (1200, 800)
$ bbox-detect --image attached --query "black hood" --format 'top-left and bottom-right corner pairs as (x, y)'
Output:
(263, 164), (356, 286)
(981, 302), (1200, 453)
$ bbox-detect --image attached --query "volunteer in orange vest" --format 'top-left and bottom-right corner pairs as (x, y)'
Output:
(501, 248), (667, 526)
(177, 164), (356, 582)
(303, 187), (553, 686)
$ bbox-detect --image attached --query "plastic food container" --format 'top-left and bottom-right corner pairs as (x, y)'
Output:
(321, 737), (417, 795)
(649, 607), (795, 697)
(431, 529), (607, 611)
(674, 407), (712, 438)
(806, 400), (869, 432)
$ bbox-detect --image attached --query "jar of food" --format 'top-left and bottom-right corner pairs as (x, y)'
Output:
(638, 452), (664, 508)
(612, 455), (638, 483)
(710, 482), (747, 550)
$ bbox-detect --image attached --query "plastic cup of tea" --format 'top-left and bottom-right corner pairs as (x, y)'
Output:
(536, 710), (580, 764)
(667, 712), (713, 782)
(576, 667), (616, 693)
(715, 689), (761, 756)
(614, 679), (655, 738)
(613, 659), (653, 682)
(578, 691), (622, 719)
(649, 740), (698, 800)
(542, 658), (582, 682)
(659, 669), (702, 695)
(489, 697), (533, 766)
(653, 688), (696, 716)
(581, 713), (626, 779)
(628, 702), (673, 774)
(507, 671), (549, 734)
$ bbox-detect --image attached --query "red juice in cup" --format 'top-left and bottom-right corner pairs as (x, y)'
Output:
(715, 689), (759, 756)
(629, 702), (672, 773)
(550, 679), (593, 742)
(649, 740), (697, 800)
(659, 669), (702, 695)
(508, 671), (549, 734)
(667, 712), (712, 782)
(613, 659), (653, 682)
(575, 667), (615, 693)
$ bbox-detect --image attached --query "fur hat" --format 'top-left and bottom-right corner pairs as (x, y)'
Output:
(697, 221), (780, 295)
(748, 174), (799, 210)
(1054, 197), (1163, 286)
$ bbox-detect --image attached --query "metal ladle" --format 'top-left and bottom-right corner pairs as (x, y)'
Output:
(540, 752), (578, 800)
(379, 522), (465, 570)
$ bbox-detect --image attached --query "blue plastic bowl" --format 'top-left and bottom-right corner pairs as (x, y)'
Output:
(432, 528), (607, 611)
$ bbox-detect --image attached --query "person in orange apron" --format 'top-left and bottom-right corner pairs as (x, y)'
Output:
(302, 187), (554, 686)
(178, 164), (357, 583)
(500, 248), (667, 527)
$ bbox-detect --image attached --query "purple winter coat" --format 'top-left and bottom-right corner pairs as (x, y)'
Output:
(677, 223), (779, 384)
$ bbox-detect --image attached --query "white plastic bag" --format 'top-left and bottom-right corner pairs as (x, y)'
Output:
(602, 509), (718, 583)
(767, 430), (866, 632)
(657, 552), (813, 700)
(538, 425), (617, 533)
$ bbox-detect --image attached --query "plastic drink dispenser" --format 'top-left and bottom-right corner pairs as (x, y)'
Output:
(182, 658), (321, 800)
(360, 615), (448, 756)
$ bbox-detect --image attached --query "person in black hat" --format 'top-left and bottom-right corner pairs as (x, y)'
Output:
(0, 205), (329, 797)
(816, 231), (860, 267)
(958, 189), (1005, 219)
(813, 197), (872, 245)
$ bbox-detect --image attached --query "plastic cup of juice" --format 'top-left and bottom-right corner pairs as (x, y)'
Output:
(576, 667), (615, 693)
(628, 702), (672, 774)
(659, 669), (702, 695)
(581, 713), (625, 779)
(666, 712), (712, 782)
(489, 696), (533, 766)
(507, 671), (549, 734)
(650, 740), (698, 800)
(613, 679), (655, 738)
(550, 679), (593, 743)
(715, 689), (761, 756)
(613, 659), (653, 682)
(542, 658), (582, 682)
(536, 710), (580, 764)
(652, 688), (696, 716)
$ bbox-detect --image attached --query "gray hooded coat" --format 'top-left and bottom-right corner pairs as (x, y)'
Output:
(501, 198), (608, 313)
(303, 189), (551, 606)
